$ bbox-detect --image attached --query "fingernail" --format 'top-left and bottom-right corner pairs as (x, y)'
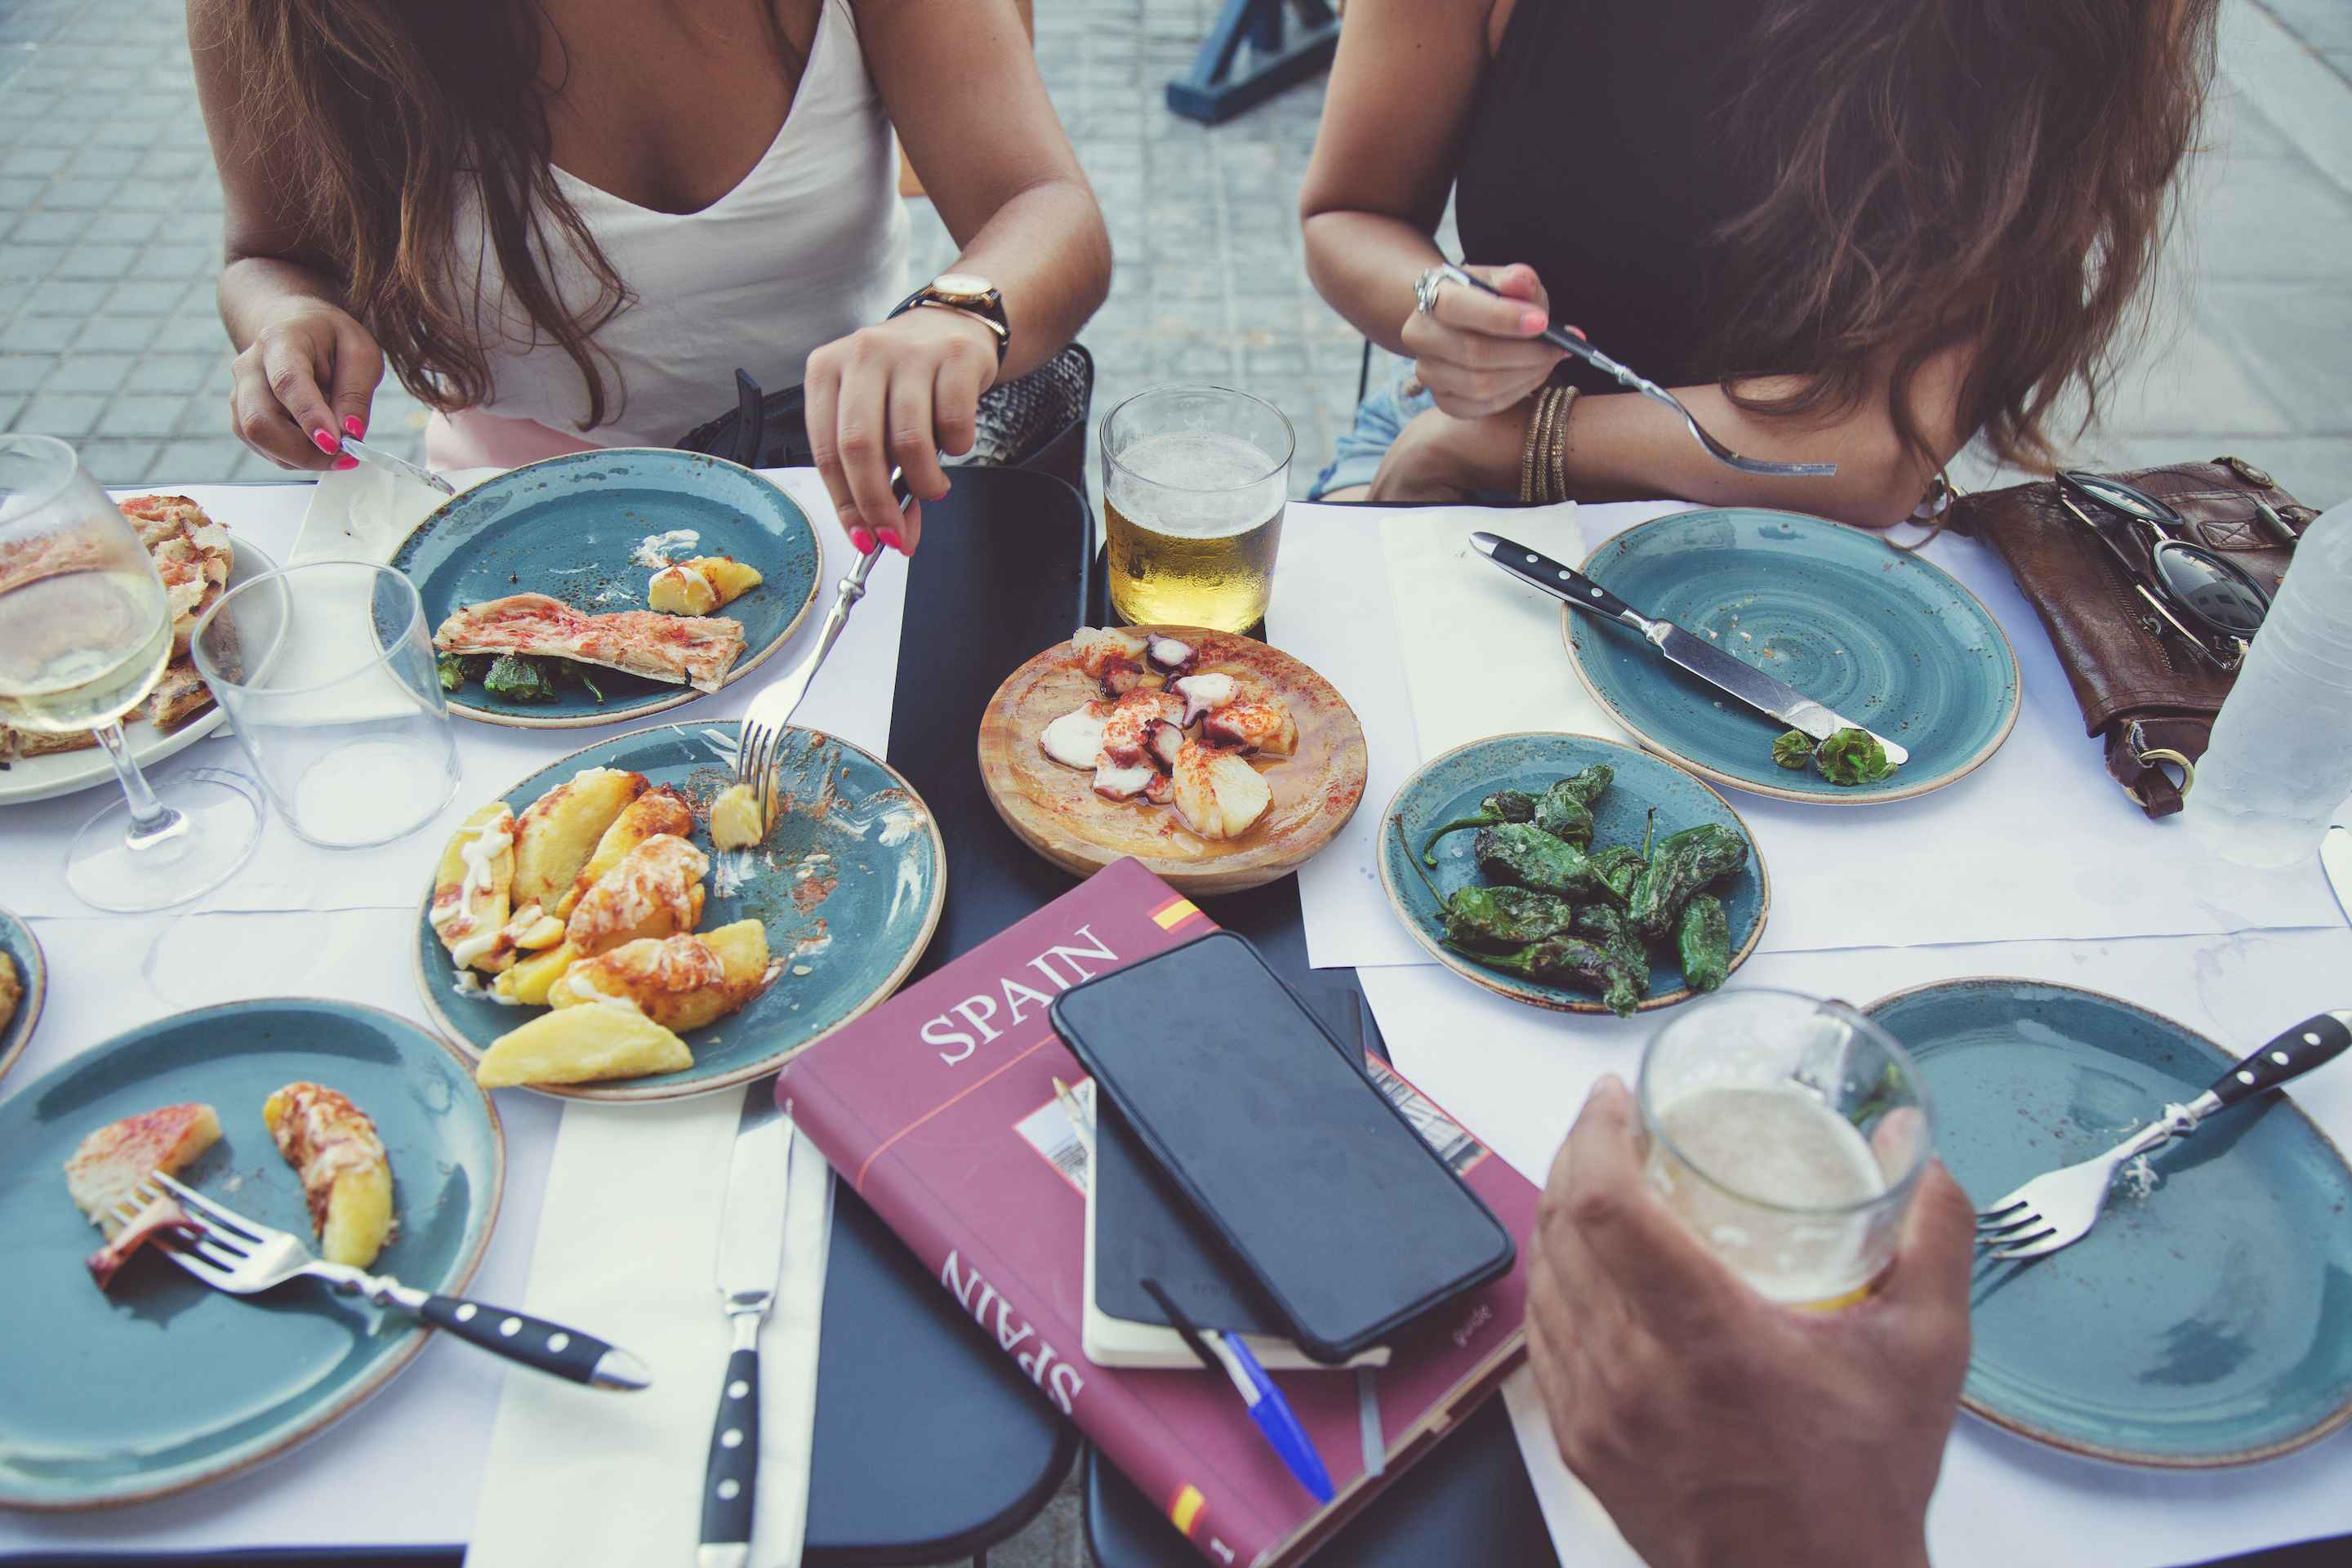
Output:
(311, 428), (338, 455)
(333, 455), (359, 470)
(343, 414), (366, 439)
(878, 528), (906, 555)
(849, 526), (876, 555)
(1521, 310), (1548, 333)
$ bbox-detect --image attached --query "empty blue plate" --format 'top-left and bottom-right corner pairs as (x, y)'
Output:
(0, 999), (502, 1509)
(392, 448), (822, 728)
(1378, 732), (1770, 1014)
(1564, 510), (2020, 804)
(414, 721), (945, 1102)
(1867, 978), (2352, 1466)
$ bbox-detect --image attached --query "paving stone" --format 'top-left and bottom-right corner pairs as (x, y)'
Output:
(94, 393), (186, 439)
(26, 279), (107, 315)
(6, 314), (78, 354)
(16, 391), (106, 437)
(100, 278), (184, 314)
(69, 313), (163, 353)
(0, 358), (49, 394)
(78, 437), (159, 483)
(127, 353), (220, 396)
(55, 242), (138, 278)
(41, 351), (133, 394)
(151, 436), (251, 481)
(0, 394), (23, 431)
(9, 208), (91, 244)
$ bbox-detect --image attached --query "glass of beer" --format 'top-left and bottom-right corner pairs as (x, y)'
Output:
(1100, 385), (1293, 632)
(1637, 989), (1931, 1308)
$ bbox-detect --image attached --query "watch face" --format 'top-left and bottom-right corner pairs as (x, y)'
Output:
(931, 272), (992, 302)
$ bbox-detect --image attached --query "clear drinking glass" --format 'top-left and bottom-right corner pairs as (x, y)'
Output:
(0, 434), (264, 911)
(1637, 988), (1932, 1307)
(191, 560), (460, 848)
(1100, 384), (1294, 632)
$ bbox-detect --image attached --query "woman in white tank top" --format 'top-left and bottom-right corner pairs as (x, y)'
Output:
(192, 0), (1109, 555)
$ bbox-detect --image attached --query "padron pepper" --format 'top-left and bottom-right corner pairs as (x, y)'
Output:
(1572, 904), (1650, 1015)
(1628, 823), (1749, 941)
(1531, 764), (1615, 849)
(1449, 934), (1642, 1017)
(1398, 826), (1580, 952)
(1586, 806), (1657, 903)
(1676, 893), (1731, 992)
(1420, 789), (1537, 865)
(1472, 822), (1624, 905)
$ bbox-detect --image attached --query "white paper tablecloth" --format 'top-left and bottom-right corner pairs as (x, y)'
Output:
(1364, 925), (2352, 1568)
(1276, 500), (2343, 969)
(0, 470), (900, 1559)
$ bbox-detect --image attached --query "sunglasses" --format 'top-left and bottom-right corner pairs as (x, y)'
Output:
(2056, 470), (2270, 664)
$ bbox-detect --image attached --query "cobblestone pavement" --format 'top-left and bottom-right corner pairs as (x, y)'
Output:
(1, 2), (2349, 1566)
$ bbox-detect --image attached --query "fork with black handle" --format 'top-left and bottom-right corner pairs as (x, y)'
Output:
(132, 1170), (652, 1390)
(1977, 1011), (2352, 1262)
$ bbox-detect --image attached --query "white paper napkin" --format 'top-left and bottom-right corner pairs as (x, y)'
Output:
(466, 1097), (833, 1568)
(1374, 502), (1617, 758)
(290, 464), (503, 565)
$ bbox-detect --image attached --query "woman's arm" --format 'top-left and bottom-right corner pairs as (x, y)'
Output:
(189, 0), (383, 470)
(1370, 348), (1974, 527)
(808, 0), (1111, 552)
(1297, 0), (1561, 420)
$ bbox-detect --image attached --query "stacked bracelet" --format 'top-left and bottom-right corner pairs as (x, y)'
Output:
(1519, 385), (1582, 505)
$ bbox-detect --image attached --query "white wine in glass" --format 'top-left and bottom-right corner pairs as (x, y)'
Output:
(0, 435), (262, 911)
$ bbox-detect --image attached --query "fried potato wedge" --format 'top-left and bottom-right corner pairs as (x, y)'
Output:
(474, 1005), (693, 1089)
(263, 1082), (395, 1268)
(554, 784), (696, 920)
(512, 767), (648, 911)
(564, 834), (709, 956)
(429, 803), (516, 973)
(549, 920), (776, 1032)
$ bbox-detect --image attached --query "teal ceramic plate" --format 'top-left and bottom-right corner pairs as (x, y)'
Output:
(1867, 978), (2352, 1467)
(1377, 733), (1770, 1014)
(416, 722), (945, 1102)
(391, 448), (822, 728)
(0, 906), (44, 1087)
(0, 999), (502, 1510)
(1562, 510), (2020, 804)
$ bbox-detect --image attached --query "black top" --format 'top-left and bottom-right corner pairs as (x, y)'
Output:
(1454, 0), (1770, 394)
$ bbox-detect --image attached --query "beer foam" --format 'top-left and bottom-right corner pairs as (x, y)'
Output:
(1107, 431), (1282, 539)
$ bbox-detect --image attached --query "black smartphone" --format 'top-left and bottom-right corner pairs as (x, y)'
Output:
(1050, 931), (1515, 1364)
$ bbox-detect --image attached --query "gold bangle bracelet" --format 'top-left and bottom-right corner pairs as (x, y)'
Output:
(1546, 387), (1579, 505)
(1518, 394), (1544, 505)
(1523, 385), (1565, 505)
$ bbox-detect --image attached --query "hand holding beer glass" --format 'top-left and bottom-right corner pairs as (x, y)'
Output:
(1638, 988), (1933, 1307)
(1101, 385), (1293, 633)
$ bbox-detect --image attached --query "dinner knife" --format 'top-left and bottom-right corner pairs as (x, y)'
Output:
(336, 433), (457, 497)
(699, 1078), (795, 1568)
(1469, 530), (1910, 765)
(2324, 826), (2352, 929)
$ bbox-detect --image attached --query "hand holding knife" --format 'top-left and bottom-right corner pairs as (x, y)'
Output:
(1471, 530), (1909, 764)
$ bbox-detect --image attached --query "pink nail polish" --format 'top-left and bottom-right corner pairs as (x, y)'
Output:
(343, 414), (366, 439)
(1521, 310), (1548, 334)
(849, 527), (876, 555)
(878, 528), (906, 555)
(333, 455), (359, 470)
(312, 429), (338, 455)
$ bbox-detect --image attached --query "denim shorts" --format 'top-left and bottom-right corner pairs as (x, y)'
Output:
(1309, 373), (1439, 500)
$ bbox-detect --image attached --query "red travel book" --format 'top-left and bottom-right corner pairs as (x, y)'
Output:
(778, 858), (1536, 1568)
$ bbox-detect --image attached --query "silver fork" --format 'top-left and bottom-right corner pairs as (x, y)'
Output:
(132, 1169), (652, 1390)
(1977, 1010), (2350, 1262)
(734, 471), (906, 826)
(1437, 264), (1836, 478)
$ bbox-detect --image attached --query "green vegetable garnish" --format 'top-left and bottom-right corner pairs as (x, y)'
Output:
(1400, 817), (1579, 951)
(434, 651), (469, 693)
(1531, 764), (1612, 850)
(1571, 903), (1650, 1015)
(1628, 823), (1748, 942)
(1448, 934), (1642, 1018)
(483, 653), (559, 703)
(572, 666), (606, 704)
(1771, 729), (1815, 770)
(1472, 822), (1624, 905)
(1811, 727), (1896, 786)
(1420, 789), (1537, 865)
(1675, 893), (1731, 992)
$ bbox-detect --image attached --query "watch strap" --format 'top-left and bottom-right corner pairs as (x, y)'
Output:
(890, 281), (1009, 363)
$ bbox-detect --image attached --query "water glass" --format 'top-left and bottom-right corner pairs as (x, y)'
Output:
(1637, 988), (1931, 1307)
(192, 560), (460, 848)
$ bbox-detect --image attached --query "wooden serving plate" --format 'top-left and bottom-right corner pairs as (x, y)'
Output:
(978, 626), (1369, 896)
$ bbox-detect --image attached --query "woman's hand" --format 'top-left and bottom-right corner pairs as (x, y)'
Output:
(1526, 1076), (1971, 1568)
(804, 307), (1002, 555)
(1367, 403), (1530, 504)
(228, 301), (384, 471)
(1399, 262), (1570, 420)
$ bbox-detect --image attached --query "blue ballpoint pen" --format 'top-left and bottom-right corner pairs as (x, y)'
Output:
(1141, 1277), (1336, 1504)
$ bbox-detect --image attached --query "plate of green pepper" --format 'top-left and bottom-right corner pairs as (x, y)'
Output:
(1379, 733), (1769, 1016)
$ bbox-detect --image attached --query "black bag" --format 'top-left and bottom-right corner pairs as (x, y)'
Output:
(672, 345), (1095, 500)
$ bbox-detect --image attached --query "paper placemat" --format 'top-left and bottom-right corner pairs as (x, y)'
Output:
(1361, 926), (2352, 1568)
(466, 1098), (833, 1568)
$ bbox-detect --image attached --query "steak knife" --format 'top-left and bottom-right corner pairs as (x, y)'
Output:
(336, 433), (457, 497)
(699, 1078), (796, 1568)
(1471, 530), (1909, 765)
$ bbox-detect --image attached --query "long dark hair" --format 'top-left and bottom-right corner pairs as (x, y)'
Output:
(213, 2), (800, 430)
(1705, 0), (2218, 475)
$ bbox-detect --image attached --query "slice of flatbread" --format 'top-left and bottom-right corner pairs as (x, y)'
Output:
(434, 592), (748, 694)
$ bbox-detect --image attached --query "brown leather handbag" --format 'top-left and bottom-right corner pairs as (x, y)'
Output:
(1945, 457), (2319, 818)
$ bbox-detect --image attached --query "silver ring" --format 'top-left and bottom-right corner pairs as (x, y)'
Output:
(1414, 265), (1448, 316)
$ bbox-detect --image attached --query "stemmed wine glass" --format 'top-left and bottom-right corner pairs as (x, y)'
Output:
(0, 434), (263, 911)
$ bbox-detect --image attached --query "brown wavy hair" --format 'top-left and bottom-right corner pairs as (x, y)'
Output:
(1705, 0), (2217, 474)
(213, 2), (800, 430)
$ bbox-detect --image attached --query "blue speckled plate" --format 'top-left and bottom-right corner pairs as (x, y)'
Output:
(391, 448), (822, 728)
(0, 906), (43, 1088)
(1377, 733), (1769, 1014)
(0, 999), (502, 1511)
(1563, 510), (2020, 804)
(1866, 978), (2352, 1467)
(415, 721), (945, 1102)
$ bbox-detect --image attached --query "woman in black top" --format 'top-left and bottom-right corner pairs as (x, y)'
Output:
(1300, 0), (2217, 526)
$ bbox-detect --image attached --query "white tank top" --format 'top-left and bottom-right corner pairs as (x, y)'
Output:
(444, 0), (911, 451)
